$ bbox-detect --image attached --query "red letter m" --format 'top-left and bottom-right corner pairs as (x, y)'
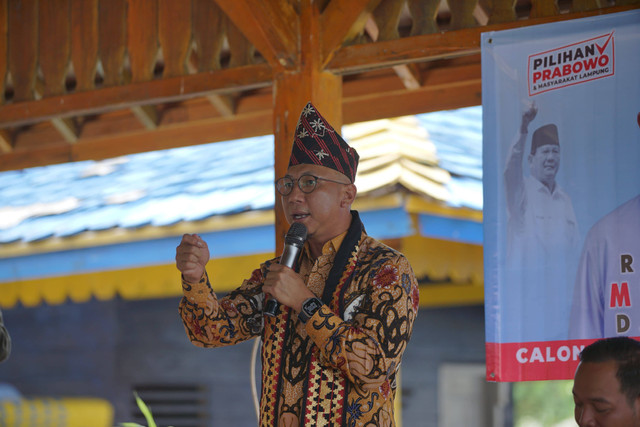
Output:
(610, 282), (631, 308)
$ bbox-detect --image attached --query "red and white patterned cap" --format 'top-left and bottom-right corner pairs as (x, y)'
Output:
(288, 102), (359, 183)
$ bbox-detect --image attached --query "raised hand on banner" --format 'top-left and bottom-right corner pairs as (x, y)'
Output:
(520, 102), (538, 134)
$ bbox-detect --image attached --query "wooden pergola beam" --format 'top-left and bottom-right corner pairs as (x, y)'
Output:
(327, 5), (637, 74)
(130, 105), (159, 130)
(0, 59), (480, 172)
(319, 0), (382, 65)
(185, 47), (237, 118)
(50, 117), (79, 143)
(0, 64), (273, 129)
(392, 63), (423, 90)
(2, 5), (632, 131)
(206, 94), (236, 117)
(1, 2), (634, 174)
(344, 74), (481, 123)
(0, 129), (12, 153)
(0, 109), (274, 171)
(214, 0), (299, 70)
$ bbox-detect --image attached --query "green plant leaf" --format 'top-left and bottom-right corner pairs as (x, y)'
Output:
(133, 391), (157, 427)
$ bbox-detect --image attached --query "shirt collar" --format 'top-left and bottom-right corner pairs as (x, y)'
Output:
(303, 230), (348, 259)
(527, 175), (559, 197)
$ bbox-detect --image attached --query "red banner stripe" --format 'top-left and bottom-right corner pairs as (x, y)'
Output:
(486, 338), (618, 381)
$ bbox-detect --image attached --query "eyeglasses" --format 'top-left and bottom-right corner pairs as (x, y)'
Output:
(275, 174), (350, 196)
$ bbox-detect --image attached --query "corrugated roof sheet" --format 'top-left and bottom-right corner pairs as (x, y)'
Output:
(0, 107), (482, 245)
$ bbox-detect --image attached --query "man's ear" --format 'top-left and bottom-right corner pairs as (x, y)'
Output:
(341, 184), (357, 207)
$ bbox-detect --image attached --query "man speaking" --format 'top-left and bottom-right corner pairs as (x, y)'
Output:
(176, 102), (419, 426)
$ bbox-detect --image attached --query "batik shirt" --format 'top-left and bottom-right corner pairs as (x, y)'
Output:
(179, 212), (419, 426)
(0, 309), (10, 362)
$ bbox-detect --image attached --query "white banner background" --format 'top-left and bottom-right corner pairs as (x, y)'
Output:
(482, 9), (640, 381)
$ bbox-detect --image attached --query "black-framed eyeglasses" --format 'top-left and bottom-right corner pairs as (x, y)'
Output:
(275, 174), (349, 196)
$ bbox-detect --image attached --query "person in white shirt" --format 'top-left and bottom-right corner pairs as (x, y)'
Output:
(569, 195), (640, 339)
(503, 103), (580, 341)
(569, 112), (640, 339)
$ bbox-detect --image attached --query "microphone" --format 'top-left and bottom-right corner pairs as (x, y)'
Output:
(264, 222), (308, 317)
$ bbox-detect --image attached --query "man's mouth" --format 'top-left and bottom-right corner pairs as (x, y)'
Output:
(292, 213), (310, 220)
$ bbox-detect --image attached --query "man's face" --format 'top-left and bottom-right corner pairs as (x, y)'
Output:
(280, 164), (353, 245)
(573, 360), (640, 427)
(528, 144), (560, 185)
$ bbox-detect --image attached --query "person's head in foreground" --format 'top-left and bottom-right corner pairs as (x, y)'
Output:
(276, 102), (359, 257)
(573, 336), (640, 426)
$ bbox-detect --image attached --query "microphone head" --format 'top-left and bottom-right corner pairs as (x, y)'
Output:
(285, 222), (308, 247)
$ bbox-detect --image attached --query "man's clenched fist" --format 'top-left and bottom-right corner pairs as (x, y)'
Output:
(176, 234), (210, 283)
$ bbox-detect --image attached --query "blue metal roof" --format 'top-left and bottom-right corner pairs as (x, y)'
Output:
(0, 106), (483, 245)
(417, 107), (482, 180)
(0, 208), (420, 283)
(417, 106), (483, 210)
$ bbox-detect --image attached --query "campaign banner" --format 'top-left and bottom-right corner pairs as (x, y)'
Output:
(481, 10), (640, 381)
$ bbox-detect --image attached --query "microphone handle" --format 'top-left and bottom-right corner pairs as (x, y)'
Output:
(279, 244), (301, 269)
(264, 243), (302, 317)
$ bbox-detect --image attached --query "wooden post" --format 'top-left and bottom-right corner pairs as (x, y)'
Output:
(271, 0), (342, 252)
(272, 71), (342, 251)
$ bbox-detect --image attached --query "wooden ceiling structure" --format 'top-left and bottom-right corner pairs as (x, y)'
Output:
(0, 0), (638, 238)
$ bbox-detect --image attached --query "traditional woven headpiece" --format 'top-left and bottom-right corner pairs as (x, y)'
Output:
(288, 102), (359, 183)
(531, 123), (559, 154)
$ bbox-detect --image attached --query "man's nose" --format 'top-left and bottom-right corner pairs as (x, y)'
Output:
(286, 181), (305, 200)
(576, 406), (596, 427)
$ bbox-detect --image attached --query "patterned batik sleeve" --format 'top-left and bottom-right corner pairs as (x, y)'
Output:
(179, 263), (270, 348)
(0, 309), (10, 362)
(304, 254), (419, 395)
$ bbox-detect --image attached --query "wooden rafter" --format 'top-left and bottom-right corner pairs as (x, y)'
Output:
(213, 0), (299, 70)
(51, 118), (79, 143)
(0, 1), (637, 174)
(0, 108), (274, 171)
(319, 0), (383, 66)
(0, 64), (273, 128)
(327, 5), (637, 74)
(392, 63), (423, 90)
(130, 105), (159, 130)
(5, 4), (609, 130)
(362, 14), (423, 90)
(0, 56), (481, 172)
(0, 129), (11, 153)
(206, 94), (236, 117)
